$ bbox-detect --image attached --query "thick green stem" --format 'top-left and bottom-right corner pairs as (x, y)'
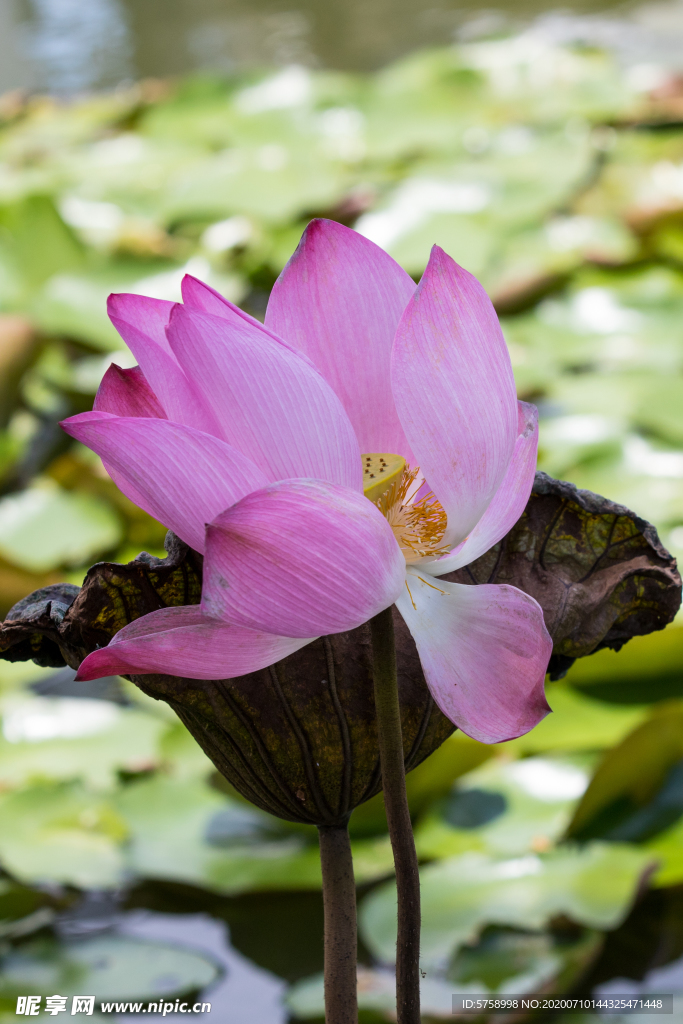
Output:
(318, 822), (358, 1024)
(370, 606), (421, 1024)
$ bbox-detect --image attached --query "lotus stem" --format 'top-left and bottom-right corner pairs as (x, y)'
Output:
(370, 606), (421, 1024)
(318, 821), (359, 1024)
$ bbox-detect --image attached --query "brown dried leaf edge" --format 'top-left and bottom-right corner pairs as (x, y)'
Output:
(0, 472), (680, 683)
(445, 472), (681, 678)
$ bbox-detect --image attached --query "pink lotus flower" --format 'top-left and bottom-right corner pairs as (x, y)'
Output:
(63, 220), (552, 744)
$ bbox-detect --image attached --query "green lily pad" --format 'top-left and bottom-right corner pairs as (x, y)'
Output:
(0, 482), (121, 573)
(116, 774), (254, 889)
(29, 254), (244, 351)
(163, 144), (350, 226)
(0, 696), (166, 789)
(0, 195), (83, 294)
(508, 684), (648, 754)
(158, 718), (216, 781)
(32, 271), (138, 350)
(0, 934), (220, 1001)
(488, 216), (638, 305)
(360, 843), (652, 966)
(575, 128), (683, 224)
(0, 661), (57, 697)
(448, 927), (599, 994)
(0, 782), (126, 888)
(287, 966), (458, 1019)
(406, 732), (496, 811)
(566, 703), (683, 841)
(356, 130), (595, 279)
(643, 815), (683, 887)
(116, 774), (395, 894)
(456, 37), (643, 124)
(566, 623), (683, 705)
(350, 731), (495, 838)
(415, 756), (590, 861)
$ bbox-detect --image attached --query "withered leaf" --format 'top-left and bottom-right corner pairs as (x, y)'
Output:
(0, 582), (81, 667)
(0, 473), (678, 824)
(0, 472), (679, 682)
(446, 472), (681, 679)
(0, 533), (203, 670)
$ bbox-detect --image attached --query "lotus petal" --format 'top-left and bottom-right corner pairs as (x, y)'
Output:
(76, 605), (312, 680)
(396, 567), (551, 743)
(203, 478), (405, 637)
(391, 246), (518, 549)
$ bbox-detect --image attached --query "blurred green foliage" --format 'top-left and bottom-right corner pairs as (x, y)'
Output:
(1, 29), (683, 1019)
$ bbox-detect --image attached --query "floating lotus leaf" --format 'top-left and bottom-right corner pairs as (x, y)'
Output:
(0, 932), (220, 1002)
(360, 843), (653, 968)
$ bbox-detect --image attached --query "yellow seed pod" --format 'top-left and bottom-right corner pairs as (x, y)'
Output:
(362, 453), (406, 503)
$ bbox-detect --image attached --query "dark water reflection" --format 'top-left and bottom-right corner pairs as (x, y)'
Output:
(110, 0), (635, 75)
(5, 0), (676, 95)
(109, 909), (287, 1023)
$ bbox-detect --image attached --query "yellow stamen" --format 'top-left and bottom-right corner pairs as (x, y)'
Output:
(404, 579), (417, 610)
(416, 576), (449, 595)
(362, 453), (450, 564)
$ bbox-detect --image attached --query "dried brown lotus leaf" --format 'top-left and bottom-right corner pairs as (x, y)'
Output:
(0, 473), (678, 824)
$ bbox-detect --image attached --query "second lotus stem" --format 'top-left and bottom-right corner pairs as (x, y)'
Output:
(318, 821), (358, 1024)
(369, 606), (421, 1024)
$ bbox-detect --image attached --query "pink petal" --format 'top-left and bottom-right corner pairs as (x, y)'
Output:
(181, 274), (260, 324)
(396, 568), (552, 743)
(94, 364), (166, 419)
(108, 293), (220, 435)
(391, 246), (518, 549)
(76, 606), (312, 680)
(423, 402), (539, 576)
(202, 479), (405, 638)
(180, 274), (306, 358)
(108, 293), (175, 355)
(166, 305), (362, 490)
(60, 412), (268, 553)
(92, 365), (166, 509)
(265, 219), (416, 459)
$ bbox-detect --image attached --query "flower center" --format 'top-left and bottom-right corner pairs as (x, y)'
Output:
(362, 453), (449, 564)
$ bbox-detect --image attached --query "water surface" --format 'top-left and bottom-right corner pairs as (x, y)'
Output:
(6, 0), (683, 95)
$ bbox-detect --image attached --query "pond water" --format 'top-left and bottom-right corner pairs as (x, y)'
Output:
(4, 0), (683, 94)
